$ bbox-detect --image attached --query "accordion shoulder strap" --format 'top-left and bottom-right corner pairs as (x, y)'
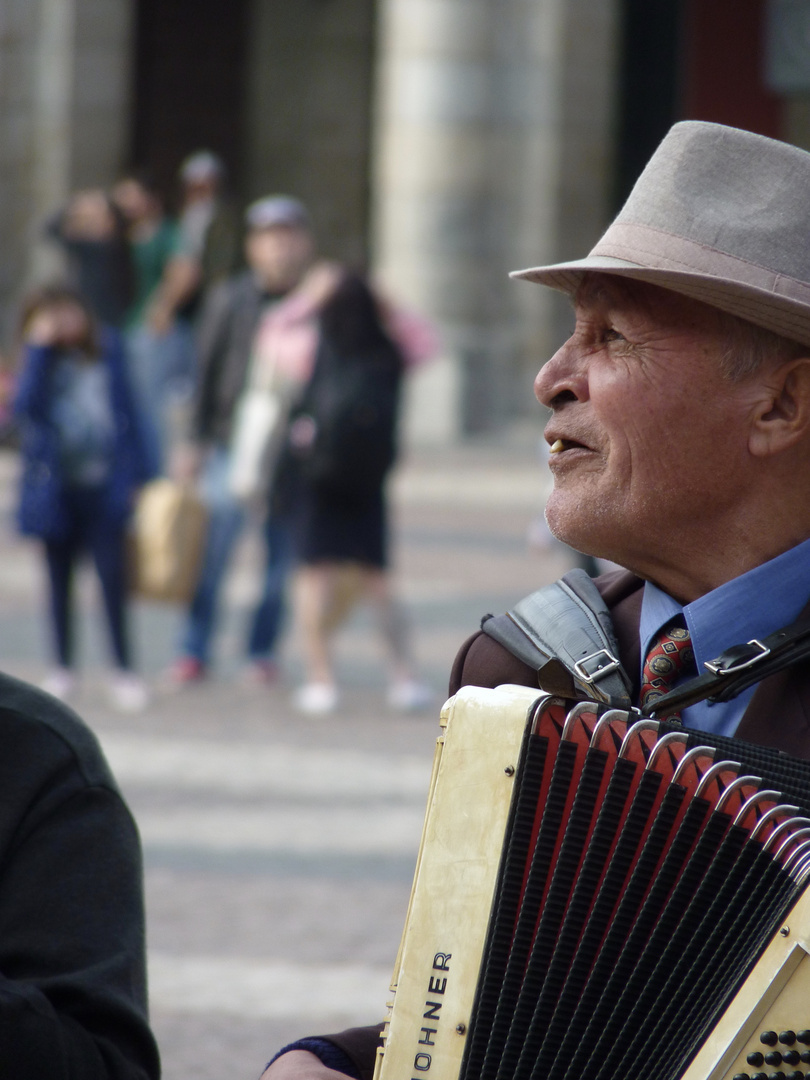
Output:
(483, 569), (810, 719)
(644, 607), (810, 716)
(482, 568), (634, 709)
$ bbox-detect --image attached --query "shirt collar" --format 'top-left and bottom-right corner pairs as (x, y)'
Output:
(639, 536), (810, 679)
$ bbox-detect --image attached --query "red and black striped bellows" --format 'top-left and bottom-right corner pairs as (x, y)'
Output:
(457, 698), (810, 1080)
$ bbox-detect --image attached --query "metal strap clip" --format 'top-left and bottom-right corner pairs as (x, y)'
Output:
(704, 639), (771, 677)
(573, 648), (622, 684)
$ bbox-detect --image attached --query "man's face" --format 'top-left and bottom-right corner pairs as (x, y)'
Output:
(112, 179), (158, 224)
(245, 225), (313, 292)
(183, 177), (218, 204)
(535, 275), (772, 581)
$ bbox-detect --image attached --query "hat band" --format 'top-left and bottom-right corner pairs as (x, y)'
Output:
(592, 222), (810, 306)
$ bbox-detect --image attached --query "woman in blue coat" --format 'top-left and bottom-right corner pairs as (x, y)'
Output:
(14, 286), (154, 709)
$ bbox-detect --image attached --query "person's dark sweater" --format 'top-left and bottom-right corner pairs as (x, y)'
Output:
(0, 671), (159, 1078)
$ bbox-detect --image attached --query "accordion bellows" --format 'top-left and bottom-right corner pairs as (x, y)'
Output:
(374, 685), (810, 1080)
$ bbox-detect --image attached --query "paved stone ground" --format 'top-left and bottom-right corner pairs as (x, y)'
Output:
(0, 439), (577, 1080)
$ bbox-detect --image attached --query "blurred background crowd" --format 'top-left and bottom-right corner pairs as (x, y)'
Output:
(8, 153), (446, 714)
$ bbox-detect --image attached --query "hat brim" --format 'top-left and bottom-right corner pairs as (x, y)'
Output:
(511, 257), (810, 349)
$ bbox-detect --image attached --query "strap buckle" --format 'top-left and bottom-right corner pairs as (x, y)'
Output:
(573, 649), (622, 684)
(704, 639), (771, 677)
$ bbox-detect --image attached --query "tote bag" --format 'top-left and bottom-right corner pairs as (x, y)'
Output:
(227, 386), (284, 501)
(130, 478), (208, 603)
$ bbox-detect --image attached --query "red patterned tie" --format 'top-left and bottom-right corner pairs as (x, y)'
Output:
(639, 621), (695, 721)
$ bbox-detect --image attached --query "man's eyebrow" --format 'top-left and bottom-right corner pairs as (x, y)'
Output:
(576, 279), (618, 306)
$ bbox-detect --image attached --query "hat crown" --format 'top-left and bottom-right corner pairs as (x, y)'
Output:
(512, 120), (810, 347)
(617, 121), (810, 285)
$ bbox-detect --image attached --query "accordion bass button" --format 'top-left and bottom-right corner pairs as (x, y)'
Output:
(796, 1031), (810, 1045)
(783, 1051), (801, 1065)
(762, 1032), (780, 1046)
(780, 1032), (798, 1046)
(765, 1052), (783, 1065)
(748, 1053), (765, 1066)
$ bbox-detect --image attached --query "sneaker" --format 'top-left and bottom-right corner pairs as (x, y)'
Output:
(240, 659), (281, 686)
(165, 656), (206, 687)
(387, 680), (434, 712)
(40, 667), (77, 701)
(108, 672), (150, 713)
(292, 682), (339, 715)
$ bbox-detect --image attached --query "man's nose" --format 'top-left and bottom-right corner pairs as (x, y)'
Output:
(534, 341), (584, 408)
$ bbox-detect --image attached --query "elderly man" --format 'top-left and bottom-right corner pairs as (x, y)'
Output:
(260, 120), (810, 1079)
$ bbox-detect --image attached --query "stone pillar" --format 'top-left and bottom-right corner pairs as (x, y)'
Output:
(371, 0), (619, 443)
(27, 0), (78, 285)
(510, 0), (620, 392)
(0, 1), (44, 335)
(0, 0), (133, 338)
(371, 0), (503, 442)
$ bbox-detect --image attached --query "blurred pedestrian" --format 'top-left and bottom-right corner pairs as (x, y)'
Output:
(45, 188), (134, 329)
(278, 272), (431, 714)
(176, 149), (240, 315)
(167, 195), (332, 685)
(113, 171), (198, 473)
(13, 286), (154, 710)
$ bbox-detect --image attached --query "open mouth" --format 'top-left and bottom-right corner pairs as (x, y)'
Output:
(549, 438), (585, 454)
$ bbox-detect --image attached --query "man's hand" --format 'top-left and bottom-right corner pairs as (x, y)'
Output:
(259, 1049), (351, 1080)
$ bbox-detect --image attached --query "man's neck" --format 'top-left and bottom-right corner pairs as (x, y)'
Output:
(623, 474), (810, 602)
(633, 531), (810, 603)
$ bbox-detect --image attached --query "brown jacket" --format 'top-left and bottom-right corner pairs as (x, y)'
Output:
(317, 567), (810, 1078)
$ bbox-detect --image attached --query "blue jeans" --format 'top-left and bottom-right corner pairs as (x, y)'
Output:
(126, 321), (197, 475)
(181, 448), (292, 665)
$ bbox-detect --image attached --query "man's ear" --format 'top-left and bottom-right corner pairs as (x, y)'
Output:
(749, 356), (810, 457)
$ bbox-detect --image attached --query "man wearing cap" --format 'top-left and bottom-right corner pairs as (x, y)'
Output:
(258, 120), (810, 1078)
(169, 195), (340, 685)
(176, 150), (240, 313)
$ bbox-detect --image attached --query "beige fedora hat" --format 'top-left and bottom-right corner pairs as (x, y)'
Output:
(512, 121), (810, 347)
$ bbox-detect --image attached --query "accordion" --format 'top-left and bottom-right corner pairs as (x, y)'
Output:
(373, 684), (810, 1080)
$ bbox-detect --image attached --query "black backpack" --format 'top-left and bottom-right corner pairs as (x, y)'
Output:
(292, 337), (401, 500)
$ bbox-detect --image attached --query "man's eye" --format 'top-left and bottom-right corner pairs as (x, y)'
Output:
(603, 327), (625, 343)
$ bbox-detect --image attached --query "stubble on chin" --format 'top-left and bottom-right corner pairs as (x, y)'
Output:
(544, 486), (626, 564)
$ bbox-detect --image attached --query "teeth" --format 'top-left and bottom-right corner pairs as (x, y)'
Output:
(550, 439), (565, 454)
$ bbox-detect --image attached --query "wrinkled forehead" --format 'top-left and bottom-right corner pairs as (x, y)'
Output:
(575, 272), (701, 316)
(572, 272), (739, 339)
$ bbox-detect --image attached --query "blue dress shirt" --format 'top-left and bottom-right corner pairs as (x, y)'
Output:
(639, 537), (810, 736)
